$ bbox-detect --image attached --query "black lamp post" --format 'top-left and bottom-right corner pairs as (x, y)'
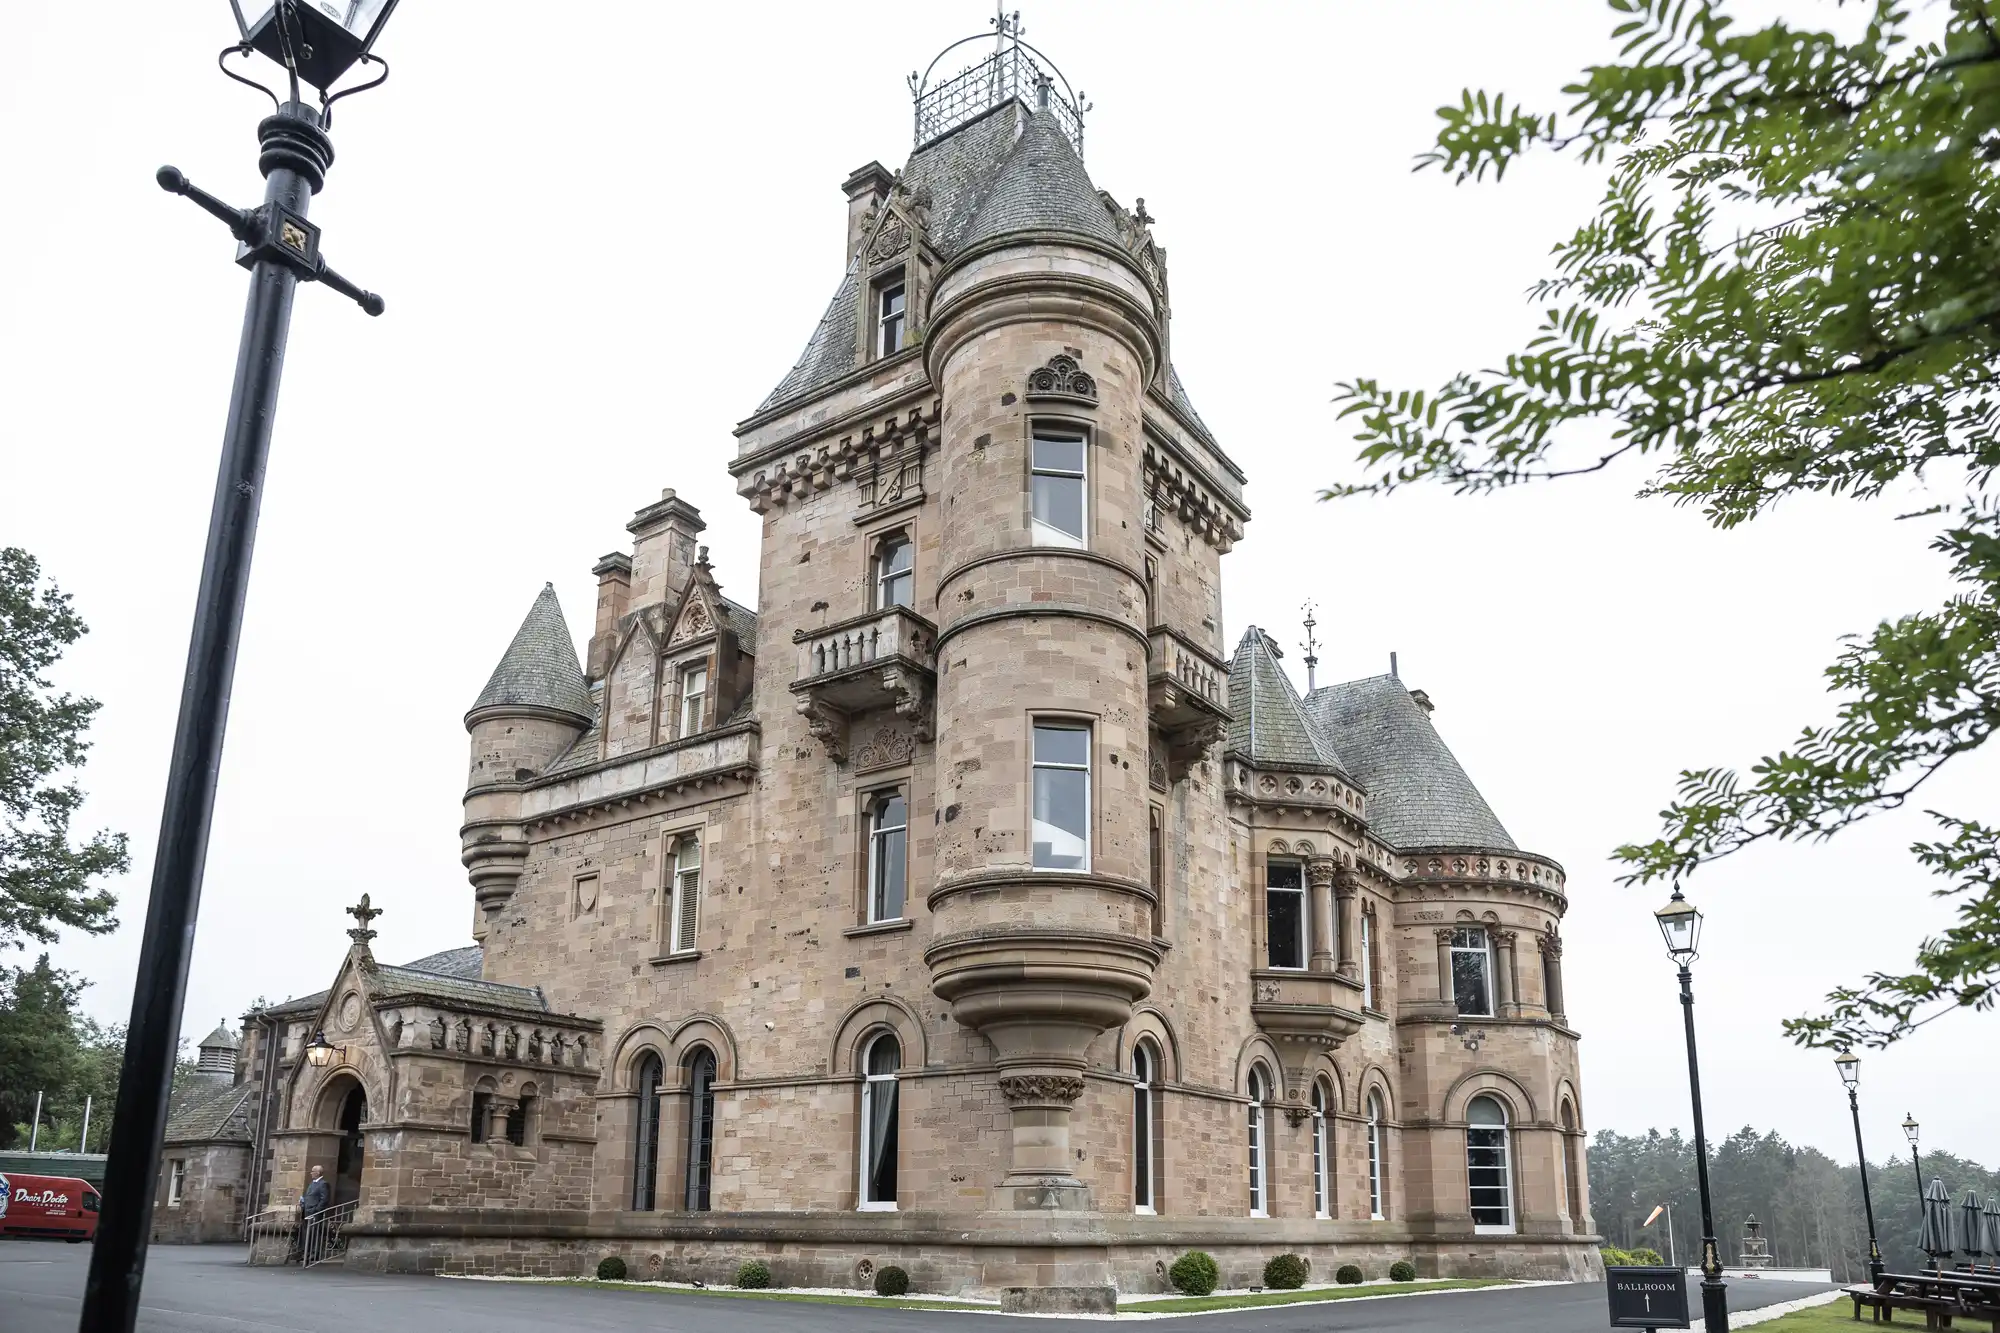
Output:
(79, 7), (397, 1331)
(1835, 1052), (1884, 1282)
(1656, 886), (1729, 1332)
(1904, 1113), (1925, 1266)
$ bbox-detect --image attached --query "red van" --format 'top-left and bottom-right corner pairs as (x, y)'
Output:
(0, 1173), (100, 1242)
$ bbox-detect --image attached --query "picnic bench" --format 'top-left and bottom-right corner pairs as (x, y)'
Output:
(1848, 1272), (2000, 1330)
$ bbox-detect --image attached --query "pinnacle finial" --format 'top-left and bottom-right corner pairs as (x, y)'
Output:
(346, 892), (381, 947)
(1301, 599), (1320, 692)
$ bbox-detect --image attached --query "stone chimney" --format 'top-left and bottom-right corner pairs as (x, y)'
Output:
(626, 488), (705, 610)
(842, 160), (896, 262)
(588, 552), (632, 682)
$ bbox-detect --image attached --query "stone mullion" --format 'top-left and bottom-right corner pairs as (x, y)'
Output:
(1434, 929), (1455, 1007)
(1495, 931), (1518, 1016)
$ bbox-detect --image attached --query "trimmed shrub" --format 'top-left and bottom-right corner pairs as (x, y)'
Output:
(1389, 1260), (1417, 1283)
(1263, 1254), (1309, 1290)
(734, 1260), (772, 1289)
(1602, 1246), (1665, 1267)
(874, 1265), (910, 1297)
(596, 1256), (627, 1281)
(1335, 1263), (1365, 1286)
(1168, 1250), (1220, 1297)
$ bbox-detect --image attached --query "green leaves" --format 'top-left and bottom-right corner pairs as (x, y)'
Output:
(0, 548), (126, 954)
(1333, 1), (2000, 1046)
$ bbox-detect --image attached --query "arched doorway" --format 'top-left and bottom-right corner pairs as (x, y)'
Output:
(332, 1084), (367, 1208)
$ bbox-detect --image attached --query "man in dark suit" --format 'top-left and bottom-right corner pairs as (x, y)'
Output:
(297, 1166), (329, 1263)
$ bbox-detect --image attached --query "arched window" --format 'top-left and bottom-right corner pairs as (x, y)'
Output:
(1560, 1100), (1582, 1228)
(1310, 1081), (1330, 1219)
(1451, 926), (1494, 1016)
(859, 1033), (900, 1209)
(507, 1082), (536, 1147)
(1367, 1089), (1387, 1220)
(1247, 1064), (1271, 1217)
(683, 1048), (717, 1211)
(1133, 1041), (1160, 1213)
(872, 531), (914, 609)
(631, 1052), (663, 1211)
(1466, 1094), (1513, 1233)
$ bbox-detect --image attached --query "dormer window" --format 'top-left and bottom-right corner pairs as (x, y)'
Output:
(876, 278), (907, 356)
(679, 666), (708, 737)
(873, 531), (914, 608)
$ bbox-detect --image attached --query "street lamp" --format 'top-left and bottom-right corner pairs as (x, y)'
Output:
(1904, 1113), (1925, 1236)
(1836, 1053), (1884, 1282)
(81, 8), (399, 1331)
(1656, 887), (1729, 1332)
(303, 1029), (340, 1068)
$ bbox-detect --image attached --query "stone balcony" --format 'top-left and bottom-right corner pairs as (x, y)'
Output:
(1147, 626), (1230, 779)
(1251, 968), (1366, 1082)
(790, 605), (938, 763)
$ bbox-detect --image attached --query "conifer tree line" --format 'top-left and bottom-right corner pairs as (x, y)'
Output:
(1590, 1129), (2000, 1277)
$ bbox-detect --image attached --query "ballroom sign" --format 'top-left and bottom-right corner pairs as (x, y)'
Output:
(1606, 1265), (1690, 1329)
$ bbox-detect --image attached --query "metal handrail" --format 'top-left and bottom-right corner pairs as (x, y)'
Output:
(299, 1199), (358, 1269)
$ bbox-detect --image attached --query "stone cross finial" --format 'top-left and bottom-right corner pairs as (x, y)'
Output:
(346, 892), (381, 946)
(1133, 197), (1154, 227)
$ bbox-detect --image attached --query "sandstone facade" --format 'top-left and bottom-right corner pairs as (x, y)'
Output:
(230, 42), (1600, 1300)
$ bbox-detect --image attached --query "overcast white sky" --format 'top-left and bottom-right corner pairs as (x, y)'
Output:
(2, 2), (1991, 1171)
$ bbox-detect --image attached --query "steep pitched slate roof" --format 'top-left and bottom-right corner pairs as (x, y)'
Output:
(256, 945), (492, 1019)
(468, 584), (592, 724)
(1226, 628), (1349, 774)
(398, 945), (483, 980)
(197, 1021), (238, 1051)
(1304, 674), (1516, 851)
(369, 965), (546, 1014)
(164, 1080), (256, 1146)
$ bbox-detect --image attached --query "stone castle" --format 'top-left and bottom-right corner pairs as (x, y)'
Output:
(158, 36), (1598, 1307)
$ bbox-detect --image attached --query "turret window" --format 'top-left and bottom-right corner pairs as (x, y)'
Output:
(1367, 1090), (1387, 1220)
(1246, 1064), (1271, 1216)
(872, 531), (914, 609)
(876, 279), (906, 356)
(1361, 909), (1376, 1009)
(1031, 721), (1090, 871)
(1466, 1094), (1514, 1233)
(1030, 428), (1088, 548)
(1310, 1080), (1330, 1219)
(1451, 926), (1494, 1016)
(1265, 859), (1306, 970)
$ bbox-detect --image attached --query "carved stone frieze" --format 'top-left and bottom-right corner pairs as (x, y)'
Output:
(853, 725), (914, 773)
(1025, 353), (1098, 407)
(738, 403), (940, 514)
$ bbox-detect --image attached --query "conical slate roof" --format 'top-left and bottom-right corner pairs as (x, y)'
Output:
(959, 109), (1125, 251)
(1304, 675), (1516, 851)
(754, 98), (1217, 427)
(197, 1021), (238, 1051)
(1226, 628), (1348, 774)
(468, 583), (592, 724)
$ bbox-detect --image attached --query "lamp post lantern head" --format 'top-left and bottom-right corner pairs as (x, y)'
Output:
(1655, 886), (1702, 965)
(303, 1028), (337, 1068)
(1835, 1051), (1860, 1089)
(1903, 1113), (1920, 1149)
(229, 0), (401, 95)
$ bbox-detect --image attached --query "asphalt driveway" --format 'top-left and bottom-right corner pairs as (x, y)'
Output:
(1, 1240), (1836, 1331)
